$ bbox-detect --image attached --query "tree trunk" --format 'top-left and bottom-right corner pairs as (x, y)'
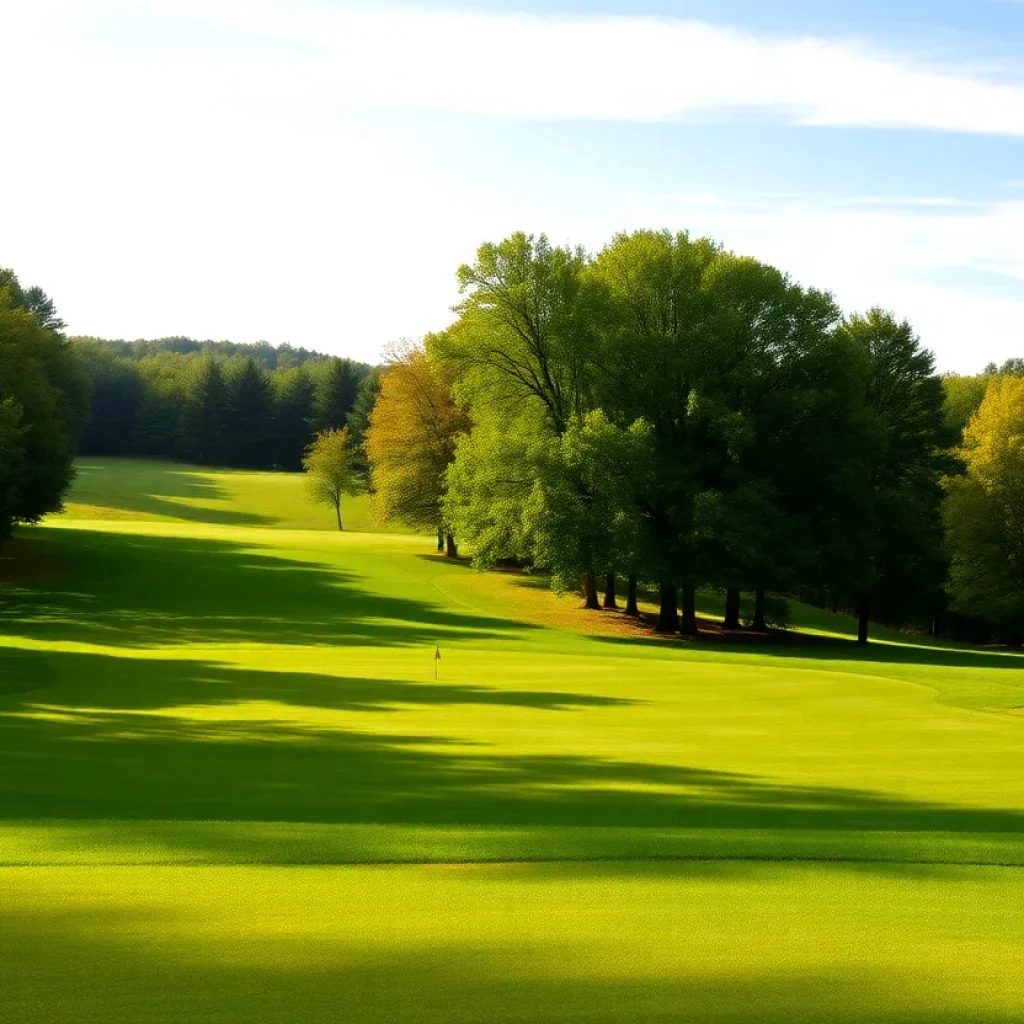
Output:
(857, 599), (870, 645)
(751, 587), (767, 632)
(656, 579), (679, 632)
(437, 529), (444, 553)
(335, 503), (343, 531)
(723, 587), (741, 630)
(603, 572), (618, 610)
(830, 592), (839, 615)
(625, 574), (639, 617)
(680, 580), (699, 636)
(445, 534), (458, 559)
(583, 572), (601, 610)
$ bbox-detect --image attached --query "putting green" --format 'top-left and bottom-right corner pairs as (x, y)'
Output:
(1, 459), (1023, 1022)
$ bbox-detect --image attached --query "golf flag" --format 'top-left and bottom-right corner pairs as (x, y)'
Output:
(434, 643), (441, 679)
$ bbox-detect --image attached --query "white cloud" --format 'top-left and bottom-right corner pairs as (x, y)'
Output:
(1, 2), (1023, 371)
(9, 1), (1024, 133)
(646, 192), (1024, 372)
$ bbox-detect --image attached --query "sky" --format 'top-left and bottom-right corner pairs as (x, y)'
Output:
(3, 0), (1024, 372)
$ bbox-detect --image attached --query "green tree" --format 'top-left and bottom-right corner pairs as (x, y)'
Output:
(943, 373), (991, 437)
(945, 376), (1024, 638)
(347, 369), (382, 477)
(521, 411), (654, 608)
(312, 357), (360, 434)
(225, 357), (274, 469)
(0, 272), (87, 543)
(74, 342), (144, 455)
(303, 427), (358, 530)
(272, 366), (315, 471)
(837, 310), (952, 643)
(433, 233), (600, 434)
(178, 357), (229, 465)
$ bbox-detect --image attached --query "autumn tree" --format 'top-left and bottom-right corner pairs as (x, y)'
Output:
(945, 377), (1024, 639)
(365, 343), (469, 555)
(303, 427), (358, 530)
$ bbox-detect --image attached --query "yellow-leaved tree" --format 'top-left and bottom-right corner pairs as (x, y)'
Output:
(944, 376), (1024, 638)
(365, 342), (470, 556)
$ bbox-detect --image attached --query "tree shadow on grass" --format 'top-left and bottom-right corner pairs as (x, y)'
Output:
(70, 461), (277, 527)
(592, 629), (1024, 673)
(1, 646), (1022, 848)
(3, 899), (1020, 1024)
(7, 873), (1022, 1024)
(0, 528), (540, 649)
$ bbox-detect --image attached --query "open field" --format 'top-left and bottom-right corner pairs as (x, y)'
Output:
(61, 457), (395, 532)
(2, 459), (1024, 1022)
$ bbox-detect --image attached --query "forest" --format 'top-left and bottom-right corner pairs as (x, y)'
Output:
(2, 229), (1023, 645)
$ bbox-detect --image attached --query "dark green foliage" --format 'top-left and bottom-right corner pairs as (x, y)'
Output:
(347, 370), (381, 476)
(273, 367), (316, 471)
(70, 337), (372, 471)
(178, 358), (229, 466)
(73, 335), (336, 369)
(74, 343), (145, 455)
(312, 357), (361, 434)
(224, 358), (274, 469)
(0, 269), (87, 539)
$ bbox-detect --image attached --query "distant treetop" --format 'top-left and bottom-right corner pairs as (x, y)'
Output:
(69, 335), (370, 373)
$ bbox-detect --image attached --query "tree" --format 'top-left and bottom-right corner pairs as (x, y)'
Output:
(365, 344), (469, 554)
(347, 369), (382, 477)
(433, 233), (600, 434)
(520, 411), (654, 606)
(303, 428), (358, 530)
(836, 310), (952, 643)
(945, 377), (1024, 638)
(225, 357), (274, 468)
(0, 271), (87, 544)
(943, 373), (991, 437)
(272, 367), (315, 471)
(75, 342), (144, 455)
(312, 357), (360, 434)
(178, 357), (229, 465)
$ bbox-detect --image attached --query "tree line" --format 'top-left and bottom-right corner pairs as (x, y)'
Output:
(363, 231), (1024, 645)
(73, 338), (379, 471)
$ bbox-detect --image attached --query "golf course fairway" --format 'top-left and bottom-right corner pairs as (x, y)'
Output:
(2, 459), (1023, 1023)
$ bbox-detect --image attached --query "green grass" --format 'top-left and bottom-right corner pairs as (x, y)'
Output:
(2, 457), (1024, 1022)
(61, 456), (402, 532)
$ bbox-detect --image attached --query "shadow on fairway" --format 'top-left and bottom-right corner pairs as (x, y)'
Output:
(6, 878), (1023, 1024)
(3, 894), (1021, 1024)
(593, 630), (1024, 673)
(72, 461), (276, 527)
(0, 528), (536, 649)
(1, 646), (1023, 849)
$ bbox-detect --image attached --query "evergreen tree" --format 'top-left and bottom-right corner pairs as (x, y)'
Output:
(225, 357), (274, 469)
(312, 357), (360, 434)
(347, 369), (381, 470)
(272, 366), (315, 471)
(75, 343), (144, 455)
(178, 358), (229, 465)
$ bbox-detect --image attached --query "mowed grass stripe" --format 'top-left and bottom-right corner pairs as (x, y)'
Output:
(3, 822), (1024, 868)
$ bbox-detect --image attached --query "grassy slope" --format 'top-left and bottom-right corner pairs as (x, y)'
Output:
(2, 458), (1024, 1023)
(62, 456), (408, 532)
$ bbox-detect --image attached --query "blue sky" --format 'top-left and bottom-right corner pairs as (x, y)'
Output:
(3, 0), (1024, 371)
